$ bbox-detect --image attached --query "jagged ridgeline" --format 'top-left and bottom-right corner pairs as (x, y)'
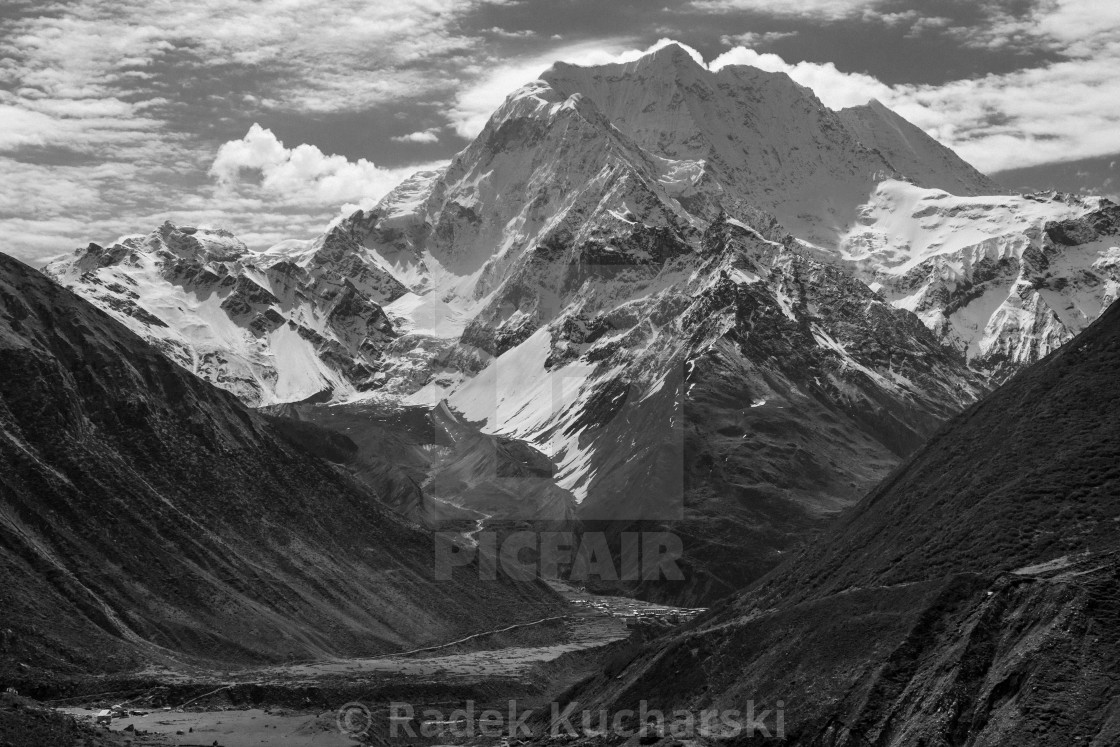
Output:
(558, 282), (1120, 746)
(44, 42), (1120, 603)
(0, 252), (561, 675)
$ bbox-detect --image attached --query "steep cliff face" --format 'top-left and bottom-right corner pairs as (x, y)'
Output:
(46, 220), (407, 406)
(539, 48), (998, 244)
(837, 98), (1002, 197)
(840, 182), (1119, 382)
(558, 293), (1120, 746)
(0, 253), (559, 678)
(51, 45), (1108, 411)
(349, 44), (1006, 331)
(442, 216), (983, 603)
(46, 44), (1118, 603)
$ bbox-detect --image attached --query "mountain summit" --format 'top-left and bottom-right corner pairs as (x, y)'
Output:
(541, 43), (999, 243)
(45, 43), (1120, 600)
(49, 44), (1113, 404)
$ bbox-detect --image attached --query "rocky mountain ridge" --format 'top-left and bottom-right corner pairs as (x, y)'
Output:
(47, 220), (407, 406)
(43, 43), (1120, 601)
(554, 271), (1120, 746)
(48, 45), (1117, 405)
(836, 182), (1119, 381)
(0, 251), (560, 676)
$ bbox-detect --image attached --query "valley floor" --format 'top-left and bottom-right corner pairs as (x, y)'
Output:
(41, 584), (703, 747)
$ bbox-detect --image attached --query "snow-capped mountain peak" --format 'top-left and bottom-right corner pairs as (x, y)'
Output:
(53, 49), (1118, 404)
(45, 50), (1120, 597)
(47, 220), (406, 405)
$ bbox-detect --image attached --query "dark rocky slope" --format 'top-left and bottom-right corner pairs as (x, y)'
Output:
(552, 217), (984, 606)
(0, 252), (560, 681)
(557, 297), (1120, 745)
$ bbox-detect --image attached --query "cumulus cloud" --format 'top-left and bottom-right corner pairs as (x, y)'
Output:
(210, 124), (438, 206)
(0, 130), (442, 265)
(5, 0), (1120, 262)
(391, 128), (442, 144)
(0, 0), (494, 260)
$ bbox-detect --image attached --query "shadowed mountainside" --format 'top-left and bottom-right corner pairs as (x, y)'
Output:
(0, 252), (560, 680)
(557, 297), (1120, 746)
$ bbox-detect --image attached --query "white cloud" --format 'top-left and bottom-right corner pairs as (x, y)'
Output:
(0, 156), (167, 264)
(719, 31), (798, 47)
(210, 124), (439, 206)
(0, 93), (166, 153)
(446, 61), (550, 139)
(906, 16), (952, 37)
(488, 27), (536, 38)
(710, 47), (892, 109)
(941, 0), (1120, 56)
(391, 128), (442, 144)
(615, 38), (707, 67)
(893, 58), (1120, 172)
(444, 32), (1120, 175)
(707, 37), (1120, 172)
(0, 106), (65, 149)
(4, 1), (1120, 264)
(0, 0), (506, 125)
(690, 0), (882, 20)
(0, 130), (445, 265)
(0, 0), (489, 262)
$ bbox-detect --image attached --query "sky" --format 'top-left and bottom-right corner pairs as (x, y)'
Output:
(2, 0), (1119, 264)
